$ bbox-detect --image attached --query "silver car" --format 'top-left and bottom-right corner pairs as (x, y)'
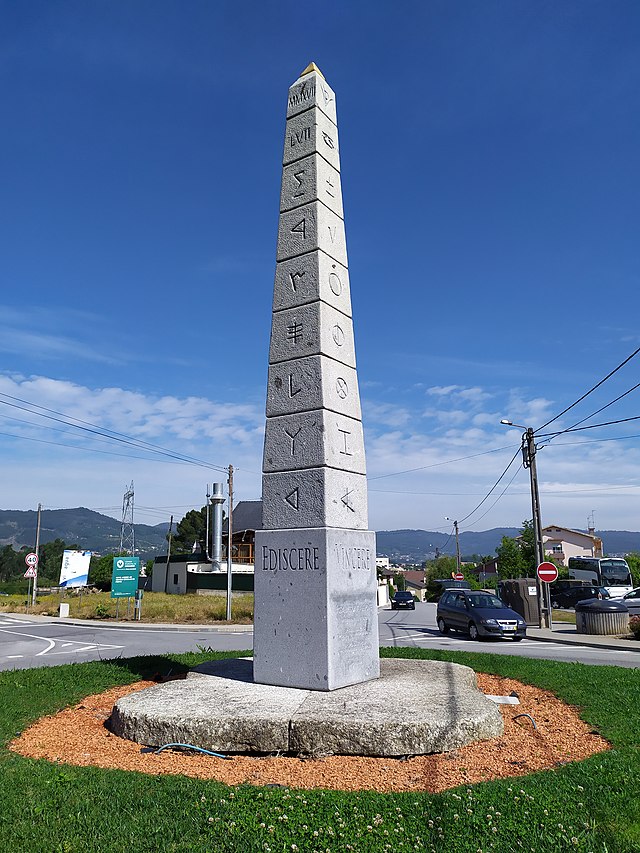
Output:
(622, 587), (640, 615)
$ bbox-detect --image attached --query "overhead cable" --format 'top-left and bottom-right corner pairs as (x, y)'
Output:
(536, 344), (640, 432)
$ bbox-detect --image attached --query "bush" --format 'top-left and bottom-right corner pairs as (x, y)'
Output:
(94, 603), (110, 619)
(629, 615), (640, 639)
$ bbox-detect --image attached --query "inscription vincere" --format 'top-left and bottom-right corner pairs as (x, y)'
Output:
(262, 545), (320, 572)
(334, 544), (372, 571)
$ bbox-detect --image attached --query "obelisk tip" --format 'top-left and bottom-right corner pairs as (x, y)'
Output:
(300, 62), (324, 78)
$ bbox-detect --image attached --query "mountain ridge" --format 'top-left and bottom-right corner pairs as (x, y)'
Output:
(1, 508), (639, 564)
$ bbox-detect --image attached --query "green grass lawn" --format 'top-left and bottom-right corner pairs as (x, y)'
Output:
(1, 648), (639, 853)
(0, 590), (254, 623)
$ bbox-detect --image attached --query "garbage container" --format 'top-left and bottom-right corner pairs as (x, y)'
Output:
(574, 598), (629, 635)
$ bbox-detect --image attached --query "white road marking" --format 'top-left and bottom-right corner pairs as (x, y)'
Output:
(6, 655), (23, 659)
(0, 627), (122, 656)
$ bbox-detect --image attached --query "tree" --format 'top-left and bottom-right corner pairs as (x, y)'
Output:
(519, 519), (536, 573)
(89, 554), (119, 591)
(496, 535), (527, 579)
(38, 539), (78, 584)
(625, 553), (640, 588)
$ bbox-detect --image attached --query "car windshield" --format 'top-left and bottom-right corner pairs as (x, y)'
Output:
(467, 594), (504, 609)
(395, 592), (411, 598)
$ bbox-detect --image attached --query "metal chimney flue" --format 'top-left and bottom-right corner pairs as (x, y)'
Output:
(210, 482), (225, 571)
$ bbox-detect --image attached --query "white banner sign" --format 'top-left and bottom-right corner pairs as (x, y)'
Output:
(59, 550), (92, 588)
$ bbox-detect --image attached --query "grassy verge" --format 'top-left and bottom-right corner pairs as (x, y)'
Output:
(0, 590), (254, 623)
(551, 609), (577, 623)
(0, 649), (639, 852)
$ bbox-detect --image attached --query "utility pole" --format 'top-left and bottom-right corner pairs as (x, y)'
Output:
(522, 427), (550, 629)
(163, 515), (173, 595)
(32, 502), (42, 608)
(501, 419), (550, 629)
(445, 517), (461, 573)
(226, 465), (233, 621)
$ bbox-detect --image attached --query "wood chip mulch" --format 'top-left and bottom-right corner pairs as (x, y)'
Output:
(8, 673), (609, 793)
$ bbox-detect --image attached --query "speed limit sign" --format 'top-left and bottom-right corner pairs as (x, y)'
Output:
(25, 552), (39, 567)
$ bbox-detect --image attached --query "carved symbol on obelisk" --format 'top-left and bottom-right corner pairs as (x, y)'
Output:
(289, 270), (305, 292)
(329, 267), (342, 296)
(320, 84), (334, 107)
(325, 177), (335, 199)
(322, 131), (335, 149)
(338, 427), (352, 456)
(287, 322), (303, 344)
(284, 425), (302, 456)
(288, 374), (302, 397)
(291, 219), (306, 239)
(332, 324), (344, 346)
(327, 225), (336, 243)
(285, 488), (300, 510)
(292, 170), (306, 198)
(341, 489), (355, 512)
(336, 377), (348, 399)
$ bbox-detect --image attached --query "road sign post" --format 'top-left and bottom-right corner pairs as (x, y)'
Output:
(537, 562), (558, 631)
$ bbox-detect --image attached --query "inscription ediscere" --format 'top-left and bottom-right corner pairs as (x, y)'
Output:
(253, 63), (380, 691)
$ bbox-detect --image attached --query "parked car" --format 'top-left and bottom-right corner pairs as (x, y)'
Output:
(550, 583), (610, 609)
(436, 589), (526, 641)
(391, 590), (415, 610)
(622, 587), (640, 615)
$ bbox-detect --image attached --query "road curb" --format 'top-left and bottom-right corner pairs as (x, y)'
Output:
(527, 632), (639, 653)
(0, 612), (254, 633)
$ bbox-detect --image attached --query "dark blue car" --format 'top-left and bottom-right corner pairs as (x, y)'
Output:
(437, 589), (527, 641)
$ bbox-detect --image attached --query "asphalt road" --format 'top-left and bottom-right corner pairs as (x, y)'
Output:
(0, 602), (638, 671)
(380, 602), (640, 668)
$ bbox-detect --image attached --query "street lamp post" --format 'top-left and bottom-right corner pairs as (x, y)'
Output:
(444, 517), (461, 574)
(500, 419), (551, 629)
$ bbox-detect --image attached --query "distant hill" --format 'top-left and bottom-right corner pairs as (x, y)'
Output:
(0, 507), (169, 561)
(375, 527), (640, 564)
(375, 528), (521, 563)
(1, 509), (639, 565)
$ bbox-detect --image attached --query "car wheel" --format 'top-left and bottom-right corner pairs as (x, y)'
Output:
(512, 636), (524, 642)
(437, 617), (449, 635)
(551, 599), (560, 609)
(469, 622), (480, 641)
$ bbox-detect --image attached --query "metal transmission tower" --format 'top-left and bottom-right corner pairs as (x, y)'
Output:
(119, 481), (135, 556)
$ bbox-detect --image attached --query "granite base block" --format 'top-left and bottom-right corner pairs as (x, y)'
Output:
(110, 658), (504, 757)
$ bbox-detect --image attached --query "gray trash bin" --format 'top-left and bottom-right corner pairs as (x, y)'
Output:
(574, 598), (629, 635)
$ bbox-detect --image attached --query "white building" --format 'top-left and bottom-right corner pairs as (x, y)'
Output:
(542, 525), (603, 566)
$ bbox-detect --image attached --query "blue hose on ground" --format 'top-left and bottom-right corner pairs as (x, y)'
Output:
(152, 742), (231, 759)
(513, 713), (537, 730)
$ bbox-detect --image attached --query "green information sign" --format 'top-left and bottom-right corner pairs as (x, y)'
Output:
(111, 556), (140, 598)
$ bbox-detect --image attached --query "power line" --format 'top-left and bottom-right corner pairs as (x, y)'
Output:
(0, 392), (229, 473)
(367, 444), (516, 481)
(536, 344), (640, 432)
(538, 414), (640, 439)
(552, 381), (640, 436)
(457, 447), (522, 525)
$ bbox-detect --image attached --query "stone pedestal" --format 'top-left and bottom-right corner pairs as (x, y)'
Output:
(253, 529), (379, 690)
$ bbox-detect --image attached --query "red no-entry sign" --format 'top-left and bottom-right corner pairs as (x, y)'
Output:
(454, 572), (464, 581)
(537, 562), (558, 583)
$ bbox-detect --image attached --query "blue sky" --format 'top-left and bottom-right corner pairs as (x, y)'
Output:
(1, 0), (639, 538)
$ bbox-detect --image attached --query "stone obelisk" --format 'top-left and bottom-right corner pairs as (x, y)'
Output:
(253, 64), (380, 691)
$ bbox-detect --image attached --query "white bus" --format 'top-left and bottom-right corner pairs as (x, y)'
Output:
(567, 556), (633, 598)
